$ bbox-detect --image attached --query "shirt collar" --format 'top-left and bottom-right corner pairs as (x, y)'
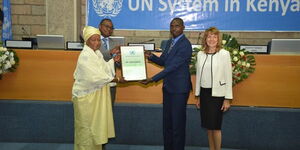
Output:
(101, 35), (109, 41)
(172, 34), (184, 44)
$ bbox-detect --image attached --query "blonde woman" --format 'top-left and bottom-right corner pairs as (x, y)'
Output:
(195, 27), (233, 150)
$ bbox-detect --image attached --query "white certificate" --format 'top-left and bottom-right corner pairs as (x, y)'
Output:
(120, 46), (147, 81)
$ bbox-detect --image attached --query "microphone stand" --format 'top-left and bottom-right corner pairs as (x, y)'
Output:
(138, 39), (155, 43)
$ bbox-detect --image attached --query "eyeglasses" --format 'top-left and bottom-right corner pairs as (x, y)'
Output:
(101, 24), (114, 30)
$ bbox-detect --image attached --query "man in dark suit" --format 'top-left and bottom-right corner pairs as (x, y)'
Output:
(98, 19), (122, 106)
(142, 18), (192, 150)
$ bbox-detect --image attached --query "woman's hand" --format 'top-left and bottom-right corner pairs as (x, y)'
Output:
(118, 76), (126, 83)
(195, 99), (200, 109)
(113, 76), (126, 83)
(221, 100), (231, 112)
(113, 54), (121, 62)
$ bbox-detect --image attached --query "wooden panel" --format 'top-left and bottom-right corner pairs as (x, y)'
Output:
(0, 50), (299, 108)
(0, 50), (79, 100)
(231, 55), (300, 108)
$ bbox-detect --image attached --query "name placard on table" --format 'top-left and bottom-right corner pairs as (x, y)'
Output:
(128, 43), (155, 51)
(240, 45), (268, 54)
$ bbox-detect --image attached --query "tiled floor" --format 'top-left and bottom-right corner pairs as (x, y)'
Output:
(0, 142), (243, 150)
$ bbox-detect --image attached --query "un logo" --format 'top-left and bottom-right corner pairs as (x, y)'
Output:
(92, 0), (123, 17)
(129, 50), (135, 55)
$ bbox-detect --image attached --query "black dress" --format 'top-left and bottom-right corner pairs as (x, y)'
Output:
(200, 87), (224, 130)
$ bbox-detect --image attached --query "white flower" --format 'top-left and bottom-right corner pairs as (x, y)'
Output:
(233, 50), (238, 55)
(242, 61), (246, 66)
(222, 40), (226, 45)
(0, 48), (19, 76)
(0, 47), (7, 51)
(4, 61), (12, 70)
(246, 63), (250, 68)
(2, 55), (7, 60)
(233, 57), (238, 62)
(239, 51), (244, 56)
(10, 59), (15, 65)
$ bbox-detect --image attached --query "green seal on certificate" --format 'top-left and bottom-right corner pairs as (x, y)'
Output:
(120, 46), (147, 81)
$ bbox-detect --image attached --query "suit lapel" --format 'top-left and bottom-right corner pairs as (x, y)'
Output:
(101, 37), (107, 51)
(101, 43), (106, 51)
(166, 35), (185, 56)
(101, 37), (114, 51)
(108, 38), (114, 50)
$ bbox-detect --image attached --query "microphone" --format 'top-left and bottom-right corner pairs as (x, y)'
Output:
(196, 32), (201, 44)
(21, 27), (30, 37)
(21, 27), (37, 49)
(138, 39), (154, 43)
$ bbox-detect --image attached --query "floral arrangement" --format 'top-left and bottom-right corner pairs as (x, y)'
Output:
(190, 34), (256, 86)
(0, 46), (19, 79)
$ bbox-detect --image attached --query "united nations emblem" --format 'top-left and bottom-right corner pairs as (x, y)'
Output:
(129, 50), (135, 55)
(92, 0), (123, 17)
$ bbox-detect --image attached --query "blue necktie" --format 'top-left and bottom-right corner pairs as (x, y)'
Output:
(102, 38), (108, 50)
(168, 39), (174, 53)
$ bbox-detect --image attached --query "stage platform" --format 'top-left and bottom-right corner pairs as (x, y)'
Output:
(0, 143), (243, 150)
(0, 100), (299, 150)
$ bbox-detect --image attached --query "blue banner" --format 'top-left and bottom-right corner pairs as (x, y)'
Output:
(2, 0), (13, 45)
(87, 0), (300, 31)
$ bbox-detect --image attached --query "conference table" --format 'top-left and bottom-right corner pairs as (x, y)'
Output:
(0, 49), (299, 108)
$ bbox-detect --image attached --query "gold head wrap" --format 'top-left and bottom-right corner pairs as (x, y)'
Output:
(83, 26), (101, 43)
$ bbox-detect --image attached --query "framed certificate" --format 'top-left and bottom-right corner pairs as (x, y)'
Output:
(120, 46), (147, 81)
